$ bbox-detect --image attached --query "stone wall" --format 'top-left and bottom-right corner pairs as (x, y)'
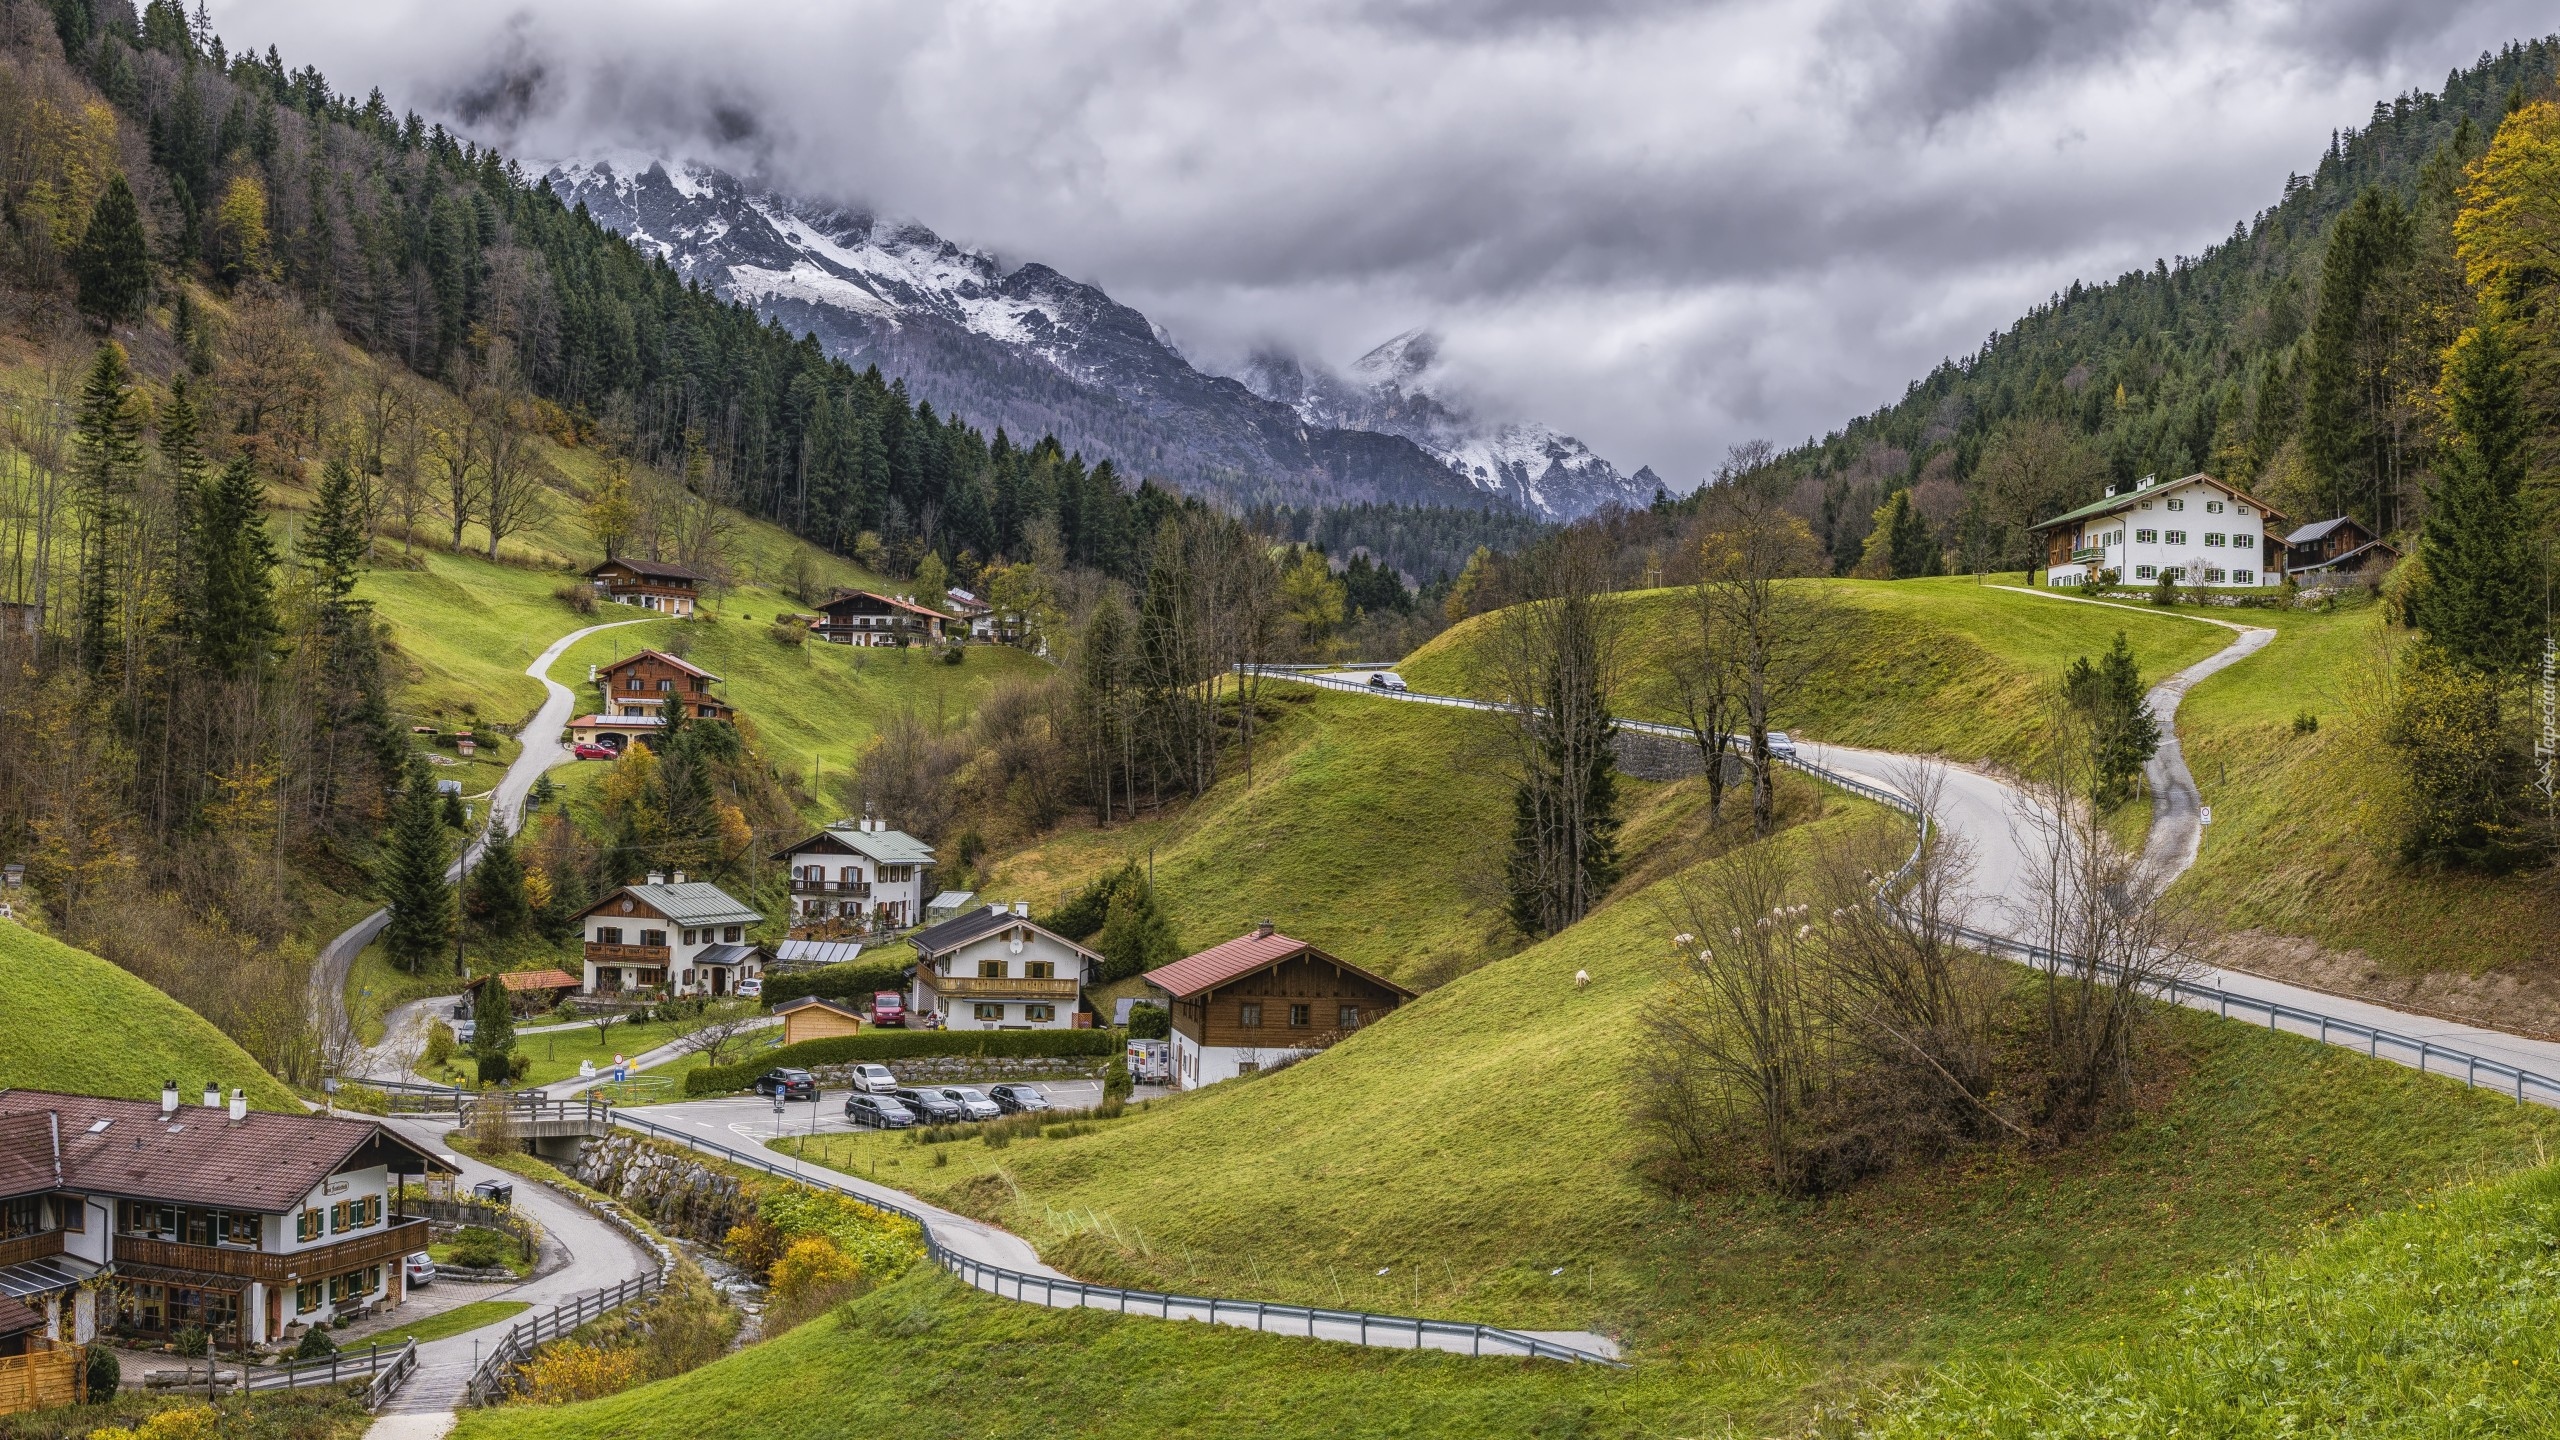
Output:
(572, 1131), (756, 1247)
(810, 1054), (1107, 1086)
(1609, 730), (1746, 783)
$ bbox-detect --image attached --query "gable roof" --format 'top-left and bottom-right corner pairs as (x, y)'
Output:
(0, 1294), (41, 1337)
(0, 1112), (58, 1201)
(575, 880), (762, 927)
(772, 995), (865, 1019)
(589, 557), (706, 583)
(1143, 928), (1416, 1002)
(0, 1090), (451, 1213)
(2284, 516), (2367, 545)
(770, 823), (936, 866)
(909, 905), (1101, 964)
(598, 648), (719, 683)
(817, 590), (950, 622)
(2027, 473), (2288, 534)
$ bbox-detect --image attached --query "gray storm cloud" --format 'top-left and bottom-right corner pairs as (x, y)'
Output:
(214, 0), (2550, 482)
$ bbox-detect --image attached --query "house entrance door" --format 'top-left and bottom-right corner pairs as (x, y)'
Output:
(711, 968), (728, 996)
(266, 1286), (282, 1343)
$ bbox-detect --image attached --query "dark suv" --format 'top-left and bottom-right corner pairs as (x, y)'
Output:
(987, 1084), (1050, 1115)
(844, 1093), (918, 1129)
(890, 1087), (964, 1123)
(753, 1068), (817, 1101)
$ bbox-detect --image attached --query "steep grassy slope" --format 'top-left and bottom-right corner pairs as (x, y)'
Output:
(1402, 576), (2226, 767)
(0, 923), (299, 1109)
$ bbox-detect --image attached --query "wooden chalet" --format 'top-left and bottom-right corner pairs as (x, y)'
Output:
(593, 650), (732, 725)
(1142, 924), (1413, 1090)
(2283, 516), (2401, 579)
(812, 590), (950, 647)
(587, 557), (707, 617)
(573, 874), (765, 998)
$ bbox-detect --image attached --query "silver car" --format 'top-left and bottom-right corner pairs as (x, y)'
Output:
(936, 1086), (1002, 1121)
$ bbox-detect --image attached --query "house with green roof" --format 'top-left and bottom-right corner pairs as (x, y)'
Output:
(771, 814), (938, 937)
(573, 873), (767, 998)
(2028, 472), (2287, 589)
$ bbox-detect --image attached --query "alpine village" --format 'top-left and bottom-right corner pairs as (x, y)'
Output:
(0, 5), (2555, 1438)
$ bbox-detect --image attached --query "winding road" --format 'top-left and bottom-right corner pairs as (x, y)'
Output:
(314, 619), (648, 1069)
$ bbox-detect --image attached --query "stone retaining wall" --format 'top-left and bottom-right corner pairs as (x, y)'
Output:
(572, 1132), (755, 1249)
(810, 1055), (1107, 1086)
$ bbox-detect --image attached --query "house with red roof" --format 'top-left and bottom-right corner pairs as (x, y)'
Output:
(1141, 924), (1414, 1090)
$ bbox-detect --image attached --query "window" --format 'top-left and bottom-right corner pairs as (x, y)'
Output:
(0, 1197), (39, 1239)
(2203, 568), (2227, 583)
(225, 1212), (258, 1246)
(1025, 1004), (1054, 1023)
(2206, 500), (2224, 513)
(2233, 570), (2255, 584)
(2167, 498), (2185, 511)
(2164, 566), (2186, 580)
(2203, 533), (2226, 547)
(2232, 533), (2254, 548)
(2165, 530), (2187, 545)
(1237, 1061), (1261, 1075)
(657, 678), (675, 692)
(1289, 1004), (1311, 1027)
(2134, 565), (2157, 579)
(331, 1200), (350, 1234)
(1238, 1003), (1264, 1028)
(2133, 529), (2156, 544)
(973, 1003), (1005, 1022)
(681, 928), (698, 945)
(1339, 1005), (1361, 1030)
(295, 1281), (320, 1315)
(297, 1208), (323, 1243)
(723, 925), (743, 943)
(1025, 960), (1054, 980)
(2139, 500), (2153, 510)
(594, 926), (623, 945)
(625, 676), (643, 691)
(640, 929), (667, 947)
(56, 1195), (84, 1233)
(978, 959), (1008, 978)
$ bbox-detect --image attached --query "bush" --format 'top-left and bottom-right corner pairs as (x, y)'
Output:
(294, 1326), (338, 1359)
(684, 1028), (1120, 1095)
(518, 1342), (646, 1404)
(424, 1020), (456, 1068)
(448, 1226), (512, 1268)
(1125, 1001), (1169, 1040)
(1103, 1055), (1133, 1104)
(171, 1326), (208, 1358)
(84, 1343), (120, 1397)
(769, 616), (806, 647)
(2293, 709), (2320, 735)
(553, 582), (598, 614)
(940, 644), (965, 665)
(2150, 570), (2178, 606)
(758, 960), (914, 1009)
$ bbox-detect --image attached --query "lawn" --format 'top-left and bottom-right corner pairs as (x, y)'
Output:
(0, 922), (300, 1110)
(375, 1299), (534, 1348)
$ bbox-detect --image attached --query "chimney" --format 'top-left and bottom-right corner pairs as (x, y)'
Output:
(1254, 920), (1275, 939)
(646, 870), (666, 886)
(228, 1088), (247, 1122)
(1013, 900), (1028, 917)
(203, 1083), (220, 1109)
(161, 1081), (178, 1116)
(671, 870), (686, 886)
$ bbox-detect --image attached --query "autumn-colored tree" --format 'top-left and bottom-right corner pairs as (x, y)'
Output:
(1280, 547), (1345, 649)
(584, 456), (636, 560)
(210, 174), (273, 283)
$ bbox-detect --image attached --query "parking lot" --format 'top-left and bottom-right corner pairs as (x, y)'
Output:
(622, 1076), (1164, 1151)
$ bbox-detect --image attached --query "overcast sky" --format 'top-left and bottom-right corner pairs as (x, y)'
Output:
(217, 0), (2551, 484)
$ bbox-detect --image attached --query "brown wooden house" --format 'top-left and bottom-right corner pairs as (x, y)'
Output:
(2282, 516), (2401, 579)
(812, 591), (950, 647)
(1142, 924), (1413, 1090)
(593, 650), (733, 726)
(587, 557), (707, 616)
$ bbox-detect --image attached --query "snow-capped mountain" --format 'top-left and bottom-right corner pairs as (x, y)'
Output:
(545, 159), (1496, 513)
(1240, 330), (1660, 520)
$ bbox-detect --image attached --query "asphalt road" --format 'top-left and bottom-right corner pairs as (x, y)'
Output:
(317, 618), (650, 1067)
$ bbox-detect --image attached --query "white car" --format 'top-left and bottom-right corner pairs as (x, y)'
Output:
(403, 1251), (435, 1287)
(735, 977), (763, 999)
(935, 1086), (1003, 1121)
(849, 1064), (899, 1094)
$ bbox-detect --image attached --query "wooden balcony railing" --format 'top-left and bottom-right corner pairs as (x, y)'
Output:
(927, 974), (1080, 1001)
(584, 943), (672, 967)
(112, 1219), (426, 1284)
(0, 1230), (64, 1268)
(789, 879), (873, 897)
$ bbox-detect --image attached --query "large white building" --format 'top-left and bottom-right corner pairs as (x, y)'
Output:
(907, 903), (1097, 1030)
(2033, 473), (2287, 589)
(771, 816), (935, 935)
(572, 874), (766, 998)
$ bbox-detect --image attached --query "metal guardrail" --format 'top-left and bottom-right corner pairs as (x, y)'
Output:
(463, 1273), (667, 1406)
(607, 1112), (1621, 1366)
(1260, 666), (2560, 1110)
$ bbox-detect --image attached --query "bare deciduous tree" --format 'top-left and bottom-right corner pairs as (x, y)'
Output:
(673, 1006), (765, 1068)
(1690, 442), (1836, 836)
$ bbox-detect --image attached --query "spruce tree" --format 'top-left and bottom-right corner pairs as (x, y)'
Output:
(381, 759), (455, 975)
(70, 343), (142, 673)
(2064, 632), (2161, 808)
(1095, 874), (1179, 982)
(187, 457), (279, 679)
(303, 458), (369, 601)
(70, 174), (149, 325)
(2413, 319), (2536, 674)
(470, 967), (517, 1085)
(469, 827), (531, 940)
(1888, 490), (1937, 577)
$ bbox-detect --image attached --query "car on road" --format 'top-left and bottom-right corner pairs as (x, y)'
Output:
(843, 1093), (917, 1129)
(1366, 672), (1410, 692)
(753, 1067), (818, 1101)
(571, 741), (617, 760)
(1765, 731), (1798, 760)
(987, 1083), (1050, 1114)
(847, 1063), (899, 1094)
(935, 1086), (1002, 1121)
(403, 1251), (436, 1287)
(868, 991), (906, 1028)
(890, 1087), (965, 1123)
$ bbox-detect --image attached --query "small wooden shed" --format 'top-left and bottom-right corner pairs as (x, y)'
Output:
(774, 994), (865, 1046)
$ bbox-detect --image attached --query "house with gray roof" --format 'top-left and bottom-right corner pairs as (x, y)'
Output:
(2028, 472), (2289, 590)
(907, 902), (1099, 1031)
(771, 815), (936, 936)
(573, 871), (767, 998)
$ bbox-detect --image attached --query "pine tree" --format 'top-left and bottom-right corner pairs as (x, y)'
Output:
(2064, 632), (2162, 808)
(468, 826), (531, 939)
(70, 174), (150, 325)
(2413, 318), (2536, 674)
(303, 458), (368, 601)
(470, 966), (517, 1084)
(1094, 874), (1179, 982)
(380, 759), (455, 975)
(70, 343), (142, 673)
(187, 457), (279, 679)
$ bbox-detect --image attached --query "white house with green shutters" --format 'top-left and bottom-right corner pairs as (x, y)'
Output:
(2030, 473), (2289, 589)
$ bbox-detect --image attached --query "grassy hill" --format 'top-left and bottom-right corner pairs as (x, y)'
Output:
(0, 923), (299, 1109)
(1402, 576), (2227, 767)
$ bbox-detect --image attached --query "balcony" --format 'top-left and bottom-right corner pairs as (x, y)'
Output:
(927, 974), (1080, 1002)
(2071, 547), (2106, 564)
(0, 1230), (64, 1268)
(114, 1218), (427, 1284)
(789, 879), (873, 898)
(585, 942), (672, 967)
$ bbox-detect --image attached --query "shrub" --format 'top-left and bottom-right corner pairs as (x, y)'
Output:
(448, 1226), (512, 1268)
(1125, 1002), (1169, 1040)
(940, 645), (965, 665)
(553, 582), (597, 615)
(2293, 709), (2320, 735)
(2150, 570), (2178, 606)
(518, 1342), (646, 1404)
(769, 616), (806, 647)
(1104, 1055), (1133, 1104)
(85, 1404), (218, 1440)
(424, 1020), (456, 1068)
(683, 1028), (1120, 1095)
(84, 1343), (120, 1397)
(769, 1235), (864, 1304)
(171, 1326), (208, 1358)
(759, 960), (911, 1009)
(294, 1325), (338, 1359)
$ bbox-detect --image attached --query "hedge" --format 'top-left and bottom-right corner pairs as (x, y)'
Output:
(759, 960), (912, 1008)
(684, 1028), (1123, 1095)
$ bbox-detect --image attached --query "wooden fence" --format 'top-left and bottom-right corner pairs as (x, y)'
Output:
(0, 1340), (82, 1416)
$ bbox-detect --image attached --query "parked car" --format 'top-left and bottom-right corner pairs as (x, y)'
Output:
(403, 1251), (436, 1287)
(843, 1093), (917, 1129)
(1765, 731), (1798, 760)
(868, 991), (907, 1028)
(936, 1086), (1002, 1121)
(451, 1019), (476, 1046)
(571, 741), (618, 760)
(754, 1067), (818, 1101)
(471, 1180), (513, 1206)
(1366, 672), (1410, 692)
(987, 1083), (1050, 1114)
(889, 1087), (964, 1123)
(734, 977), (763, 999)
(848, 1063), (899, 1094)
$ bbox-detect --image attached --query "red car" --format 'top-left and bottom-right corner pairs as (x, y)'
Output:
(571, 742), (617, 760)
(868, 991), (906, 1028)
